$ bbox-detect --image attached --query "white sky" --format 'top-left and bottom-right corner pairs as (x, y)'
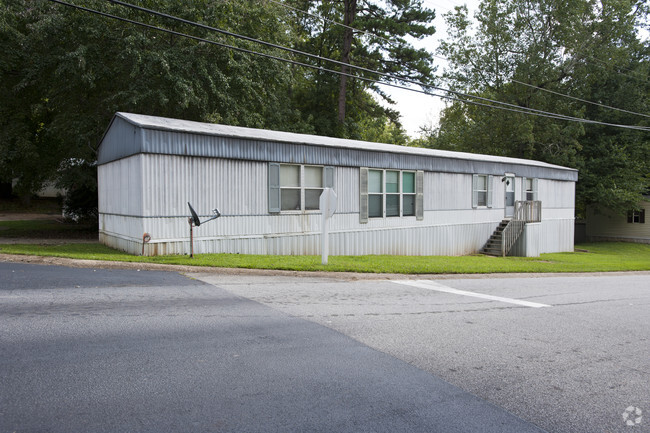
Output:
(386, 0), (649, 137)
(382, 0), (480, 137)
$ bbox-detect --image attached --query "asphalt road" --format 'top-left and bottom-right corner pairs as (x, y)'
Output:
(0, 262), (547, 433)
(191, 272), (650, 433)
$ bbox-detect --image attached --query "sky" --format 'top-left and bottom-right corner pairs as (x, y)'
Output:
(383, 0), (479, 137)
(386, 0), (649, 137)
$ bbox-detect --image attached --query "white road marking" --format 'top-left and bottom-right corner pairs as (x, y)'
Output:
(392, 280), (551, 308)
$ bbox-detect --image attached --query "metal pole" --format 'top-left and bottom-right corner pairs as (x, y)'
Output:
(188, 217), (194, 258)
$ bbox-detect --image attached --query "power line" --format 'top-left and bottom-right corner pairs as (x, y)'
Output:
(510, 78), (650, 119)
(47, 0), (650, 131)
(104, 0), (650, 129)
(105, 0), (596, 124)
(268, 0), (650, 120)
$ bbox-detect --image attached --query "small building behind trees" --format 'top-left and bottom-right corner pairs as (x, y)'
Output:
(585, 197), (649, 244)
(97, 113), (577, 257)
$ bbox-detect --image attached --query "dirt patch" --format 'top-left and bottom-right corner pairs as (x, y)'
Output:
(0, 213), (61, 221)
(0, 238), (97, 245)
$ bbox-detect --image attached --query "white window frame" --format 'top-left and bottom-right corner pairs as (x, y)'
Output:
(268, 163), (334, 213)
(523, 177), (538, 201)
(360, 168), (423, 223)
(472, 174), (493, 208)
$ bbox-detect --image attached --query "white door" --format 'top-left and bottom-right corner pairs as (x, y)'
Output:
(504, 175), (515, 217)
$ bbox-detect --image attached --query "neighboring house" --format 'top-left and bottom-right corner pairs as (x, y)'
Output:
(96, 113), (577, 256)
(585, 197), (649, 244)
(9, 179), (65, 199)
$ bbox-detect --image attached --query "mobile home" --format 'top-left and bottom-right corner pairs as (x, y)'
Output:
(97, 113), (577, 256)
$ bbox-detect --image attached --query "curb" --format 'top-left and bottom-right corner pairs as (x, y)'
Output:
(2, 253), (649, 281)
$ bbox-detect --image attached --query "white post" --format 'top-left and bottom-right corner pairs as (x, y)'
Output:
(322, 205), (329, 265)
(319, 188), (337, 265)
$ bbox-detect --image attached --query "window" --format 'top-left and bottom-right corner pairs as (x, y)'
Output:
(280, 164), (302, 210)
(268, 163), (334, 213)
(524, 178), (538, 201)
(361, 168), (422, 221)
(368, 169), (383, 218)
(472, 174), (493, 208)
(476, 175), (488, 206)
(304, 166), (323, 210)
(402, 172), (416, 216)
(627, 209), (646, 224)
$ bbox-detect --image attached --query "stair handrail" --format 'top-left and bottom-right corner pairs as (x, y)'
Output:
(501, 201), (541, 256)
(501, 220), (525, 257)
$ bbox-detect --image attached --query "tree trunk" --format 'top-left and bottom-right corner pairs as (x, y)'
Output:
(338, 0), (356, 124)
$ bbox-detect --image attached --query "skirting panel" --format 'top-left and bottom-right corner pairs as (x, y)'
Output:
(101, 222), (499, 256)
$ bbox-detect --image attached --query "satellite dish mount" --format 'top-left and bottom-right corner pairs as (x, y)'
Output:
(187, 202), (221, 258)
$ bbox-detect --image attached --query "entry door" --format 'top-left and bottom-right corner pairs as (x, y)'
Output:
(504, 175), (515, 217)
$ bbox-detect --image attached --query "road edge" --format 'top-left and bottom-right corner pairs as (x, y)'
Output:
(2, 252), (649, 280)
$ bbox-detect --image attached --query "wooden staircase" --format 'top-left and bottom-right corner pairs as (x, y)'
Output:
(481, 219), (510, 256)
(481, 201), (542, 257)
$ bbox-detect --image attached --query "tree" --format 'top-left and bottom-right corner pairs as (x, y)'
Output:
(0, 0), (313, 206)
(423, 0), (649, 215)
(284, 0), (437, 138)
(0, 0), (436, 210)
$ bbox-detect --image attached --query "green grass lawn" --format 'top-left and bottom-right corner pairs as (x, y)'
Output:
(1, 241), (648, 274)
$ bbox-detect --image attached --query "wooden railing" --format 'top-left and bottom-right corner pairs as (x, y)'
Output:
(515, 200), (542, 223)
(501, 201), (542, 256)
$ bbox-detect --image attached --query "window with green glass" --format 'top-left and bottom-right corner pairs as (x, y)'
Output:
(368, 169), (383, 218)
(367, 169), (418, 218)
(386, 171), (400, 217)
(402, 172), (415, 216)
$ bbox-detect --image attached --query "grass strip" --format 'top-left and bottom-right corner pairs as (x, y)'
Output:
(1, 242), (648, 274)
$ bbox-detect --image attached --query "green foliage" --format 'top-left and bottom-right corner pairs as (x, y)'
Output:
(284, 0), (436, 138)
(1, 242), (649, 273)
(0, 0), (316, 200)
(0, 0), (436, 206)
(425, 0), (650, 215)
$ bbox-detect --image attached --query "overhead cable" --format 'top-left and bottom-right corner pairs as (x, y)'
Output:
(268, 0), (650, 120)
(103, 0), (650, 129)
(47, 0), (650, 131)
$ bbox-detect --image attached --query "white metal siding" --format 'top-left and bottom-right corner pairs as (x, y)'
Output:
(98, 153), (576, 256)
(103, 220), (499, 256)
(336, 167), (360, 214)
(97, 155), (143, 216)
(425, 172), (472, 211)
(538, 179), (575, 210)
(140, 154), (267, 217)
(539, 219), (575, 253)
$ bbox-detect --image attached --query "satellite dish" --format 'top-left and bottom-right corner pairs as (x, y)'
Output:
(188, 202), (201, 226)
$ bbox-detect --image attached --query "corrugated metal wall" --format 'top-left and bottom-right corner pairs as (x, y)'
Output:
(102, 220), (500, 256)
(98, 154), (576, 256)
(140, 154), (267, 217)
(98, 156), (143, 216)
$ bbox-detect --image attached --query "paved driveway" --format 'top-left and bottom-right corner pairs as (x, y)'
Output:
(192, 272), (650, 433)
(1, 262), (547, 433)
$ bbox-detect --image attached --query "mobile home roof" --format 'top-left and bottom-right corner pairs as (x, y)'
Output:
(97, 112), (578, 181)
